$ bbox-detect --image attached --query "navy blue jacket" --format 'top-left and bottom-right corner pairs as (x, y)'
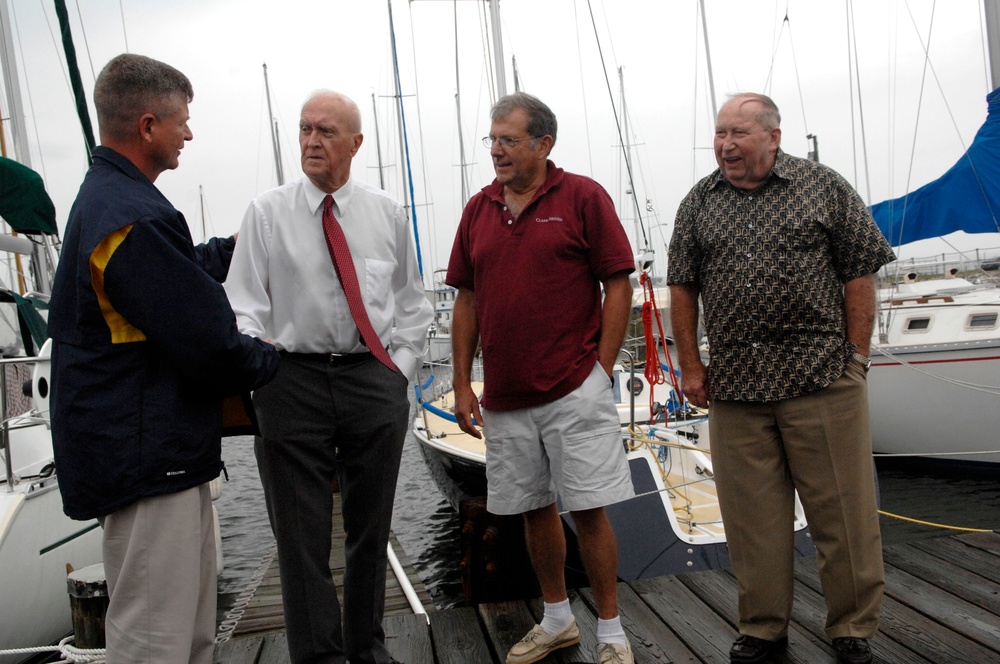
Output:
(48, 146), (280, 520)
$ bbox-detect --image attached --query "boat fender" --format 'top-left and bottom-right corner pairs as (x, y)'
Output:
(31, 338), (52, 421)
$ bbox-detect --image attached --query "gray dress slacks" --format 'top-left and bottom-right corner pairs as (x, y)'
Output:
(254, 353), (410, 664)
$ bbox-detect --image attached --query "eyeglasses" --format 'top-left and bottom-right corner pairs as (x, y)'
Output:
(482, 135), (540, 149)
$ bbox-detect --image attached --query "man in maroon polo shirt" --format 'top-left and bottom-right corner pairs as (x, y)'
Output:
(447, 92), (636, 664)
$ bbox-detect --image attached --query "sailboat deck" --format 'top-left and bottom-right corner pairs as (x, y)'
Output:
(214, 530), (1000, 663)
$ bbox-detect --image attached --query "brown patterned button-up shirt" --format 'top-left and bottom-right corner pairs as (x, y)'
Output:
(667, 151), (896, 402)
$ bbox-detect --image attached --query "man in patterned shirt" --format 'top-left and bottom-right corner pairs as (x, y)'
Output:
(667, 93), (894, 664)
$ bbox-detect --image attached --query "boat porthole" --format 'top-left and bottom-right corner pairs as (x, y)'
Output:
(629, 378), (643, 396)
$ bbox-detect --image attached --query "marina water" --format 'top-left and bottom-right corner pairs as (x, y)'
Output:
(215, 401), (1000, 615)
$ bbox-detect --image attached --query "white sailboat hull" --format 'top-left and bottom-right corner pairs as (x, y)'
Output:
(869, 338), (1000, 464)
(0, 421), (102, 662)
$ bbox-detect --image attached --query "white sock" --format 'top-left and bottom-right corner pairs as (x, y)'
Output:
(539, 598), (573, 634)
(597, 616), (628, 646)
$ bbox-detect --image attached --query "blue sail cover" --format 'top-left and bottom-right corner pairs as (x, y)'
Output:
(870, 87), (1000, 246)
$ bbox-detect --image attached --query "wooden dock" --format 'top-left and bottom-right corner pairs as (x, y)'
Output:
(213, 530), (1000, 663)
(214, 508), (432, 641)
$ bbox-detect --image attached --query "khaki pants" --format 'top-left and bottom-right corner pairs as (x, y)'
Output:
(101, 483), (217, 664)
(710, 360), (884, 640)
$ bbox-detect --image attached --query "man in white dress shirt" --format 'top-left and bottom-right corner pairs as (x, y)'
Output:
(225, 90), (433, 664)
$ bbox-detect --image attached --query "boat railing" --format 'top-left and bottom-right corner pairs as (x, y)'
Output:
(0, 354), (49, 493)
(880, 246), (1000, 282)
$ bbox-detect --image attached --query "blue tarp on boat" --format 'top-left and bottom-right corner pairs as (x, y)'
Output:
(870, 87), (1000, 246)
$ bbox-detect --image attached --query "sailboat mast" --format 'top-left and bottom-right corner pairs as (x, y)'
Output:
(199, 185), (206, 242)
(698, 0), (718, 121)
(0, 2), (30, 169)
(489, 0), (506, 98)
(454, 1), (470, 203)
(387, 0), (424, 278)
(0, 0), (55, 294)
(371, 94), (387, 191)
(619, 67), (643, 247)
(987, 0), (1000, 89)
(263, 63), (284, 186)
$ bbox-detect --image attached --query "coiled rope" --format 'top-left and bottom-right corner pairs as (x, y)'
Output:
(0, 636), (105, 662)
(214, 544), (278, 644)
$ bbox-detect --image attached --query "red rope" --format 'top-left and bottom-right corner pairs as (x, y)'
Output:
(639, 273), (682, 421)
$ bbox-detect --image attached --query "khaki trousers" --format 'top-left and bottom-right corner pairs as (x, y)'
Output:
(101, 483), (217, 664)
(710, 360), (884, 640)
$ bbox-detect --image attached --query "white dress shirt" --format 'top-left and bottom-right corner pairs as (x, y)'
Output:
(225, 176), (433, 380)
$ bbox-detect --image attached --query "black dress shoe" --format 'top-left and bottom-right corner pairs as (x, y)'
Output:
(833, 637), (873, 664)
(729, 634), (788, 664)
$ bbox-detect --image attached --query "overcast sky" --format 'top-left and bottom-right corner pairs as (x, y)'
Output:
(4, 0), (998, 282)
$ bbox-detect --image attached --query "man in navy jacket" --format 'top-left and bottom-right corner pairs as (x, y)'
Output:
(48, 53), (279, 664)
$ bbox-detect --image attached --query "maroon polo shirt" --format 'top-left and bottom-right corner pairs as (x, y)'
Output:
(447, 162), (635, 411)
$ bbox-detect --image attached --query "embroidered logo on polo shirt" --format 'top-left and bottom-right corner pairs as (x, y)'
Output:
(535, 216), (564, 223)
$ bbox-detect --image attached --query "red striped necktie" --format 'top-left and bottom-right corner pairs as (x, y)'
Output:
(321, 194), (397, 372)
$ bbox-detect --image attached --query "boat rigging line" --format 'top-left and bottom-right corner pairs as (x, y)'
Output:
(387, 0), (424, 278)
(583, 0), (647, 252)
(846, 0), (870, 196)
(263, 63), (285, 186)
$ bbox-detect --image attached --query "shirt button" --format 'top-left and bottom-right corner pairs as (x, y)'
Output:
(507, 220), (513, 225)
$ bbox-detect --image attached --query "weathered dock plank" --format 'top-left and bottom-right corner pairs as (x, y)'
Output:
(581, 583), (699, 663)
(255, 633), (290, 664)
(911, 532), (1000, 584)
(632, 574), (734, 662)
(795, 555), (1000, 663)
(883, 542), (1000, 615)
(956, 530), (1000, 556)
(216, 531), (1000, 664)
(427, 607), (493, 664)
(384, 614), (433, 664)
(212, 635), (262, 664)
(677, 568), (836, 663)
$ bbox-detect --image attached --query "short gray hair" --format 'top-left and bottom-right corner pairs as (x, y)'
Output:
(94, 54), (193, 141)
(727, 92), (781, 130)
(491, 92), (557, 147)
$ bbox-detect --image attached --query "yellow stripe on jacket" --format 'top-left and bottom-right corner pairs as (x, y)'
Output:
(89, 224), (147, 343)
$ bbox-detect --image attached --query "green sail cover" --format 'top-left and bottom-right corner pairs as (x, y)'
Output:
(0, 156), (57, 235)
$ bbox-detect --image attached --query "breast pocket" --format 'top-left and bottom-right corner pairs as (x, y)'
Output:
(364, 258), (396, 329)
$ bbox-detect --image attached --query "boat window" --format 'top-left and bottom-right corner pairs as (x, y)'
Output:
(967, 312), (999, 330)
(904, 317), (931, 333)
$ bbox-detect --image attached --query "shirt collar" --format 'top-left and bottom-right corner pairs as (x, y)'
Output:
(484, 159), (565, 202)
(708, 149), (790, 193)
(92, 145), (155, 186)
(303, 176), (355, 216)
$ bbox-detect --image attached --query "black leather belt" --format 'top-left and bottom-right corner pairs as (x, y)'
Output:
(280, 350), (373, 366)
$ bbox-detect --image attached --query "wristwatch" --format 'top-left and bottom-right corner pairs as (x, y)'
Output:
(851, 351), (872, 372)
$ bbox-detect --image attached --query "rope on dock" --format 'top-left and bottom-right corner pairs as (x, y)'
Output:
(214, 544), (278, 644)
(877, 509), (994, 533)
(0, 636), (105, 662)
